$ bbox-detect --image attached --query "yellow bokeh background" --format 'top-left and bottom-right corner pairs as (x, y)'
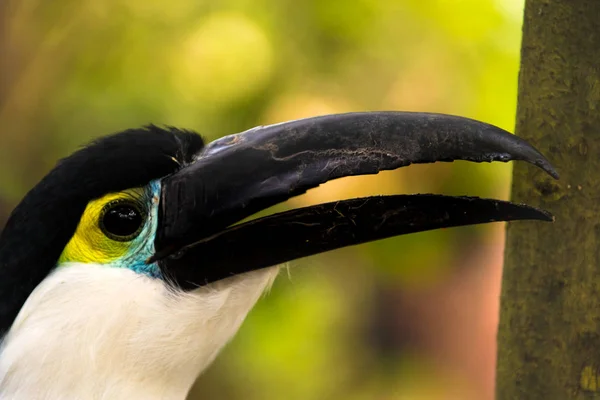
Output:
(0, 1), (526, 398)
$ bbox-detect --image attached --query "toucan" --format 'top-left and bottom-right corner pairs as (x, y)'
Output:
(0, 112), (557, 399)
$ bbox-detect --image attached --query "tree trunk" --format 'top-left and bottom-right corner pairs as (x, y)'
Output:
(497, 1), (600, 398)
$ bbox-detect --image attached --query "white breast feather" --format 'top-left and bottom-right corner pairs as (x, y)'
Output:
(0, 263), (279, 400)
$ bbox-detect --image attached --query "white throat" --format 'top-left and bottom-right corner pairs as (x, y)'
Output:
(0, 263), (278, 400)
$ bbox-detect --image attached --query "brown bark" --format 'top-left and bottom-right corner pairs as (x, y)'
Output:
(497, 1), (600, 398)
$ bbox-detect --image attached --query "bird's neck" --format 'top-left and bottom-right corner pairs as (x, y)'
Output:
(0, 263), (278, 400)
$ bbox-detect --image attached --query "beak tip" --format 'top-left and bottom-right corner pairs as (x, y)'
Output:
(537, 159), (560, 180)
(530, 207), (554, 222)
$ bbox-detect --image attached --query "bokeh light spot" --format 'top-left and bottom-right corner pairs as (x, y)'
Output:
(172, 12), (273, 107)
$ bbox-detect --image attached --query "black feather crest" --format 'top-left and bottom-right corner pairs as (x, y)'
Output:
(0, 126), (204, 336)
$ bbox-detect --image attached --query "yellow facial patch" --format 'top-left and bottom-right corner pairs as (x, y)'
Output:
(58, 188), (148, 265)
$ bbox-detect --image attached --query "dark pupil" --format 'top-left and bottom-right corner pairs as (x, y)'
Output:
(103, 205), (142, 238)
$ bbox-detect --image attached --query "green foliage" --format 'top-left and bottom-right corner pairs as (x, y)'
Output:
(0, 1), (526, 398)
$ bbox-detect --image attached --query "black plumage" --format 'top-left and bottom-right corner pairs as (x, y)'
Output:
(0, 126), (204, 337)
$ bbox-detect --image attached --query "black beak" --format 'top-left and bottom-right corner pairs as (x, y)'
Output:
(153, 112), (557, 289)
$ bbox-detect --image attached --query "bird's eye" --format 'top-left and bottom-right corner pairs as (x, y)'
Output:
(99, 200), (147, 242)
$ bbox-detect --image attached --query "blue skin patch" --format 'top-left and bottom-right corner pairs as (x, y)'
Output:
(117, 179), (162, 278)
(57, 179), (163, 279)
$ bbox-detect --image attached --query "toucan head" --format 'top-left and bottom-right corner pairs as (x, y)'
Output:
(0, 112), (557, 397)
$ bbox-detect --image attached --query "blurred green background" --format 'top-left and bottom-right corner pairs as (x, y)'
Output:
(0, 0), (526, 398)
